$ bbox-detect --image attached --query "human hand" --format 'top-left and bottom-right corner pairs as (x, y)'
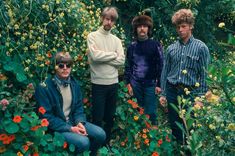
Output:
(159, 96), (167, 107)
(155, 87), (161, 94)
(77, 122), (87, 135)
(127, 84), (133, 96)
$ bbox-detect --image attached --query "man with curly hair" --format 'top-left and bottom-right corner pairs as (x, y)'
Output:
(160, 9), (210, 144)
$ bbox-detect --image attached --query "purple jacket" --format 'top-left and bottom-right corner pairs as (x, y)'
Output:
(124, 39), (163, 87)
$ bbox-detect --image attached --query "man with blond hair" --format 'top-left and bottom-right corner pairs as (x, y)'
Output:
(160, 9), (210, 144)
(87, 6), (125, 144)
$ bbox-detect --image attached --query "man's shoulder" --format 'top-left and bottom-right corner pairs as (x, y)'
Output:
(193, 38), (208, 47)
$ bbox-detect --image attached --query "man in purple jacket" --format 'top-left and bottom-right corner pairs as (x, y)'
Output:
(124, 15), (163, 125)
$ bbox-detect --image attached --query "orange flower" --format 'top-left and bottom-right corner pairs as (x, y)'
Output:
(142, 128), (149, 133)
(13, 115), (22, 123)
(23, 145), (29, 151)
(144, 139), (149, 145)
(38, 106), (46, 115)
(152, 152), (159, 156)
(127, 99), (138, 109)
(31, 125), (41, 131)
(142, 133), (147, 139)
(0, 134), (8, 141)
(33, 153), (39, 156)
(0, 74), (7, 81)
(63, 142), (68, 149)
(41, 118), (49, 127)
(45, 60), (51, 66)
(77, 55), (83, 61)
(2, 137), (11, 145)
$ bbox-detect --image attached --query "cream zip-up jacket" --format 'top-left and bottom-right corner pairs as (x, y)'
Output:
(87, 27), (125, 85)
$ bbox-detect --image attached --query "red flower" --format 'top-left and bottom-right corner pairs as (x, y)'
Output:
(152, 152), (159, 156)
(0, 134), (8, 141)
(83, 98), (88, 104)
(31, 125), (41, 131)
(138, 107), (144, 115)
(46, 51), (52, 58)
(166, 135), (171, 142)
(41, 118), (49, 127)
(127, 99), (138, 109)
(38, 106), (46, 115)
(23, 145), (29, 151)
(63, 142), (68, 149)
(158, 139), (163, 147)
(8, 135), (15, 142)
(13, 115), (22, 123)
(145, 121), (151, 129)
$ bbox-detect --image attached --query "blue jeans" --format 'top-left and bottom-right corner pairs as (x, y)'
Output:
(131, 80), (158, 124)
(61, 122), (106, 155)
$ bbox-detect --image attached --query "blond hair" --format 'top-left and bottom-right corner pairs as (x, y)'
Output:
(101, 6), (118, 21)
(172, 9), (195, 26)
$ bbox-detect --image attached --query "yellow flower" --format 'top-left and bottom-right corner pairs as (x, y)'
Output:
(232, 97), (235, 103)
(227, 123), (235, 131)
(185, 90), (190, 95)
(194, 103), (201, 110)
(133, 115), (139, 121)
(179, 109), (186, 118)
(17, 152), (23, 156)
(195, 82), (200, 87)
(184, 88), (188, 92)
(194, 97), (201, 102)
(209, 124), (216, 130)
(218, 22), (225, 28)
(182, 70), (187, 74)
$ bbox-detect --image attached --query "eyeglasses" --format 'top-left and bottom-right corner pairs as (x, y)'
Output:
(57, 63), (72, 69)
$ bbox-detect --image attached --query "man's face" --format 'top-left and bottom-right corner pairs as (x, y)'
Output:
(137, 25), (149, 39)
(176, 23), (192, 41)
(102, 16), (115, 31)
(55, 62), (72, 80)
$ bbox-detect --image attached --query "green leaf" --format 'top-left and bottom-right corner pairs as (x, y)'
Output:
(5, 122), (19, 134)
(176, 122), (186, 135)
(69, 144), (75, 152)
(228, 33), (235, 45)
(16, 73), (27, 82)
(169, 103), (179, 113)
(3, 62), (15, 71)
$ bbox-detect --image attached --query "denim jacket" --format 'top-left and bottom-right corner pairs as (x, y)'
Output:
(34, 76), (86, 132)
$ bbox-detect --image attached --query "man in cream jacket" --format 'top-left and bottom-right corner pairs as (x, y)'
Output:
(87, 6), (125, 145)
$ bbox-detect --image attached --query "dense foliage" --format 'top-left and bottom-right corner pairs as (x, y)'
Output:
(0, 0), (234, 155)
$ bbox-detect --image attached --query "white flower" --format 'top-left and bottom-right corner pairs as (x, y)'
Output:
(218, 22), (225, 28)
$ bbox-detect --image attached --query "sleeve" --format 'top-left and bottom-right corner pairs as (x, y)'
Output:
(73, 84), (86, 125)
(196, 45), (210, 96)
(160, 48), (171, 97)
(156, 42), (164, 87)
(124, 45), (133, 84)
(34, 85), (71, 132)
(87, 33), (117, 62)
(107, 39), (125, 67)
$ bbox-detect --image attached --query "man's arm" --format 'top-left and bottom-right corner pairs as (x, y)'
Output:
(107, 39), (125, 66)
(196, 45), (210, 96)
(87, 33), (117, 62)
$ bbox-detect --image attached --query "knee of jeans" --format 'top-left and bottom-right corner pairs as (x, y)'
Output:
(96, 127), (106, 143)
(76, 137), (90, 152)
